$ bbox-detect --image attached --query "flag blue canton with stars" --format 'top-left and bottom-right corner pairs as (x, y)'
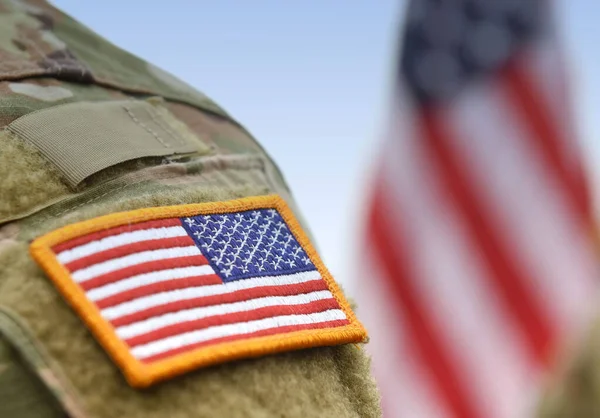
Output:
(400, 0), (542, 104)
(30, 195), (367, 388)
(181, 209), (315, 282)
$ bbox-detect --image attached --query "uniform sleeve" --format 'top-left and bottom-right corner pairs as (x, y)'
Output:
(0, 1), (381, 417)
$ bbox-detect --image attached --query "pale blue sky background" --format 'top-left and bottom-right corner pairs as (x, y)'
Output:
(50, 1), (599, 297)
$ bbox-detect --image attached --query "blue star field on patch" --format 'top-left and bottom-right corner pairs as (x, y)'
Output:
(181, 209), (314, 282)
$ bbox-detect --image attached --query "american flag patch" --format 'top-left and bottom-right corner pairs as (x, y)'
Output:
(30, 195), (366, 388)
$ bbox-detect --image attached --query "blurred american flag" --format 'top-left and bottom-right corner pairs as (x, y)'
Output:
(357, 1), (599, 417)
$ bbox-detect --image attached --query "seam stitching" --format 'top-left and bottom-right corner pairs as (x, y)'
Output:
(15, 156), (268, 238)
(146, 106), (186, 147)
(122, 105), (171, 148)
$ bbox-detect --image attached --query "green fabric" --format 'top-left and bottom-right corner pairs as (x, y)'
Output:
(0, 78), (122, 126)
(0, 335), (65, 418)
(8, 99), (207, 187)
(48, 4), (227, 117)
(0, 0), (290, 197)
(0, 0), (380, 416)
(0, 129), (69, 224)
(0, 0), (227, 118)
(0, 307), (86, 417)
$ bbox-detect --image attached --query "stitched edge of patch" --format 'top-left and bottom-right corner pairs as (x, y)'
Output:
(29, 195), (367, 388)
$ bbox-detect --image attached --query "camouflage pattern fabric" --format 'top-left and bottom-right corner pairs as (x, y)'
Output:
(0, 0), (225, 115)
(0, 0), (381, 417)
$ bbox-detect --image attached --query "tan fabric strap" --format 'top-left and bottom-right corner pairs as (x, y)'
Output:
(8, 100), (205, 187)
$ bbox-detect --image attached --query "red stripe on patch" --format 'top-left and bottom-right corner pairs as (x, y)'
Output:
(110, 280), (330, 327)
(79, 255), (209, 291)
(141, 319), (350, 363)
(95, 274), (223, 309)
(125, 298), (341, 347)
(65, 236), (196, 272)
(52, 218), (183, 253)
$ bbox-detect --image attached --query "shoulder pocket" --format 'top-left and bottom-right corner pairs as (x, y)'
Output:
(8, 99), (208, 188)
(0, 98), (212, 225)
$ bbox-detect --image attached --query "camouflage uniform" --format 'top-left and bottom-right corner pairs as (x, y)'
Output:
(0, 0), (381, 416)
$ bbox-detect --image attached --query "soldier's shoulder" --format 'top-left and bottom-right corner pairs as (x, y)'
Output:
(0, 1), (381, 417)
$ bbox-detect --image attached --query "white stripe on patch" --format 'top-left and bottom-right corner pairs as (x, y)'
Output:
(72, 246), (202, 282)
(57, 226), (188, 264)
(131, 309), (347, 359)
(87, 265), (216, 301)
(117, 290), (335, 339)
(102, 270), (322, 320)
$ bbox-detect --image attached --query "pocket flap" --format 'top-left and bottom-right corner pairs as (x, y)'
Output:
(8, 99), (208, 187)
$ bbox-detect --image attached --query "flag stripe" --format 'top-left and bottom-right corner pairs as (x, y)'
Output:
(71, 246), (203, 282)
(380, 119), (540, 418)
(368, 184), (480, 418)
(130, 309), (348, 360)
(80, 255), (210, 291)
(118, 290), (335, 340)
(420, 108), (555, 365)
(357, 244), (453, 418)
(502, 62), (590, 221)
(142, 319), (350, 364)
(53, 218), (183, 254)
(97, 276), (227, 310)
(65, 236), (196, 272)
(124, 297), (339, 347)
(103, 270), (323, 322)
(109, 279), (330, 327)
(524, 42), (592, 213)
(88, 265), (218, 302)
(445, 85), (598, 339)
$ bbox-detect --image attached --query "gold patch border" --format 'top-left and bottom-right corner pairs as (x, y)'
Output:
(30, 195), (367, 388)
